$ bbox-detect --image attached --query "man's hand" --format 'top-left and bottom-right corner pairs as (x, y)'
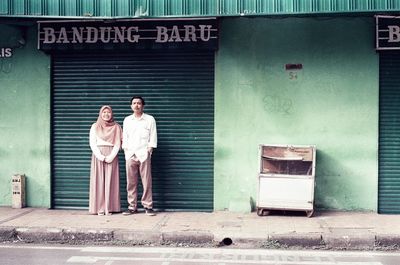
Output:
(147, 147), (153, 156)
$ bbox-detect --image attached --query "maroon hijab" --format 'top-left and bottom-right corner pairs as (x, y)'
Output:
(95, 105), (122, 146)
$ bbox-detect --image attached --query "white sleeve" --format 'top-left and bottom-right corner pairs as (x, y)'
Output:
(148, 116), (157, 148)
(89, 124), (105, 161)
(107, 141), (121, 162)
(122, 117), (128, 150)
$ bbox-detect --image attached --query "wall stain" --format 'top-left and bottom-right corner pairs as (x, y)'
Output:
(263, 94), (293, 114)
(0, 60), (13, 74)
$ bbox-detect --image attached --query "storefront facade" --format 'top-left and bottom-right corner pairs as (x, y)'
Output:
(41, 19), (217, 211)
(1, 0), (399, 213)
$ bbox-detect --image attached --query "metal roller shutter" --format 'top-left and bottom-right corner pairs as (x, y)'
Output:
(52, 51), (214, 211)
(379, 51), (400, 214)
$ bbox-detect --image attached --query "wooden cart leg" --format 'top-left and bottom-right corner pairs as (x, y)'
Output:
(257, 208), (270, 216)
(257, 208), (264, 216)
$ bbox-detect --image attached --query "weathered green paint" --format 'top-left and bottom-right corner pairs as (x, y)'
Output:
(0, 16), (380, 212)
(214, 17), (379, 212)
(0, 24), (51, 207)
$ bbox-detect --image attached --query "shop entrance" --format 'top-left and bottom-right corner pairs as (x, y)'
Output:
(379, 51), (400, 214)
(51, 51), (214, 211)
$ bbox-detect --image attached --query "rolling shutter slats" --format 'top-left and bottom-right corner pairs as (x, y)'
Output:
(379, 52), (400, 214)
(52, 51), (214, 211)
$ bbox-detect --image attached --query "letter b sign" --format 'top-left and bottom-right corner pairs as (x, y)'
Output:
(388, 26), (400, 42)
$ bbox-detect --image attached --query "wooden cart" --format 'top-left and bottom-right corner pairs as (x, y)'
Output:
(256, 144), (316, 218)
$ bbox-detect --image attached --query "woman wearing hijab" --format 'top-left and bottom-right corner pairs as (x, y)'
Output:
(89, 105), (122, 216)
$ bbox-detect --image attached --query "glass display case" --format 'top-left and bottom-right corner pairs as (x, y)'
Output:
(257, 144), (316, 217)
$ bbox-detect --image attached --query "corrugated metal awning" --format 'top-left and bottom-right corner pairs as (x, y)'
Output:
(1, 0), (400, 19)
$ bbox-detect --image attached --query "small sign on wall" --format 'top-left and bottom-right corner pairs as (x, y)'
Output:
(376, 15), (400, 50)
(285, 63), (303, 80)
(0, 47), (12, 58)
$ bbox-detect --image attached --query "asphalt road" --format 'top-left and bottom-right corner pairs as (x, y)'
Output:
(0, 244), (400, 265)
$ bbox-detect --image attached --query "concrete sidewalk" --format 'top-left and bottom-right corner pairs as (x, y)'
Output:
(1, 207), (400, 250)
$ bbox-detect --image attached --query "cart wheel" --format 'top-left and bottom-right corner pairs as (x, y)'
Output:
(306, 210), (314, 218)
(257, 208), (270, 216)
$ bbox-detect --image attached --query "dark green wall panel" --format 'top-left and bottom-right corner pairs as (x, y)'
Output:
(52, 51), (214, 211)
(379, 51), (400, 214)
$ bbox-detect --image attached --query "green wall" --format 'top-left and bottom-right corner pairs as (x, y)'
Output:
(0, 17), (379, 211)
(215, 17), (379, 212)
(0, 24), (51, 207)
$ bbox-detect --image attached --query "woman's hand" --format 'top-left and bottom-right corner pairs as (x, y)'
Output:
(104, 156), (113, 163)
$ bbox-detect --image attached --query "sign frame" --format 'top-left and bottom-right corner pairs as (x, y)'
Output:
(376, 15), (400, 51)
(37, 18), (218, 52)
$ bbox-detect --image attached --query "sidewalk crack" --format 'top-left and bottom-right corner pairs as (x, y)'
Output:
(0, 209), (35, 225)
(153, 214), (170, 230)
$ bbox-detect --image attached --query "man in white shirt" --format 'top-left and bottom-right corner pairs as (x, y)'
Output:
(122, 96), (157, 216)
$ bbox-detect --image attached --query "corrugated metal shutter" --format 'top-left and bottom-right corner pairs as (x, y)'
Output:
(379, 51), (400, 214)
(3, 0), (400, 18)
(52, 51), (214, 211)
